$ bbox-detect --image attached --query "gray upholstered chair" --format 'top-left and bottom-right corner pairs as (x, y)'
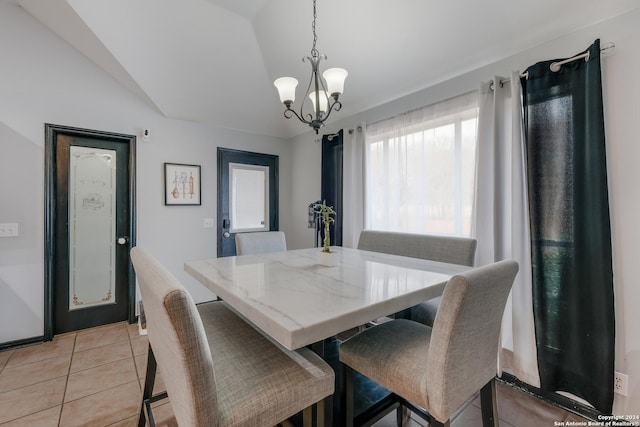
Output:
(131, 247), (334, 427)
(357, 230), (476, 265)
(235, 231), (287, 255)
(357, 230), (477, 326)
(340, 259), (518, 427)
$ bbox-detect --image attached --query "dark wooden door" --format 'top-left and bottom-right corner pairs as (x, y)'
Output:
(217, 148), (278, 257)
(45, 124), (136, 337)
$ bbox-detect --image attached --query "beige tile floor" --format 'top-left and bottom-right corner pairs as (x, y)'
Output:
(0, 321), (590, 427)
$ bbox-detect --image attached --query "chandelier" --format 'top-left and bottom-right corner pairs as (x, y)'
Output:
(273, 0), (348, 134)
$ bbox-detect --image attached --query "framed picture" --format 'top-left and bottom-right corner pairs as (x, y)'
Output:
(164, 163), (201, 205)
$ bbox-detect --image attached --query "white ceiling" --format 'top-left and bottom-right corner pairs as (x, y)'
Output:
(15, 0), (640, 139)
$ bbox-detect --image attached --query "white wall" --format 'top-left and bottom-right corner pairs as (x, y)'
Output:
(288, 8), (640, 415)
(0, 3), (292, 341)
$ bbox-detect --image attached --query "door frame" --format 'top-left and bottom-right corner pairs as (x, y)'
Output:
(217, 148), (279, 257)
(44, 124), (137, 341)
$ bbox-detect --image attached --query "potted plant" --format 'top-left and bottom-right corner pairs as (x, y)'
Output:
(314, 200), (338, 266)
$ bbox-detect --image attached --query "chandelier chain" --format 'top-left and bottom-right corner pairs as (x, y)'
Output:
(311, 0), (318, 58)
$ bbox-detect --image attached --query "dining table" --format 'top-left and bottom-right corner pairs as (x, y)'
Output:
(184, 246), (472, 426)
(184, 246), (470, 351)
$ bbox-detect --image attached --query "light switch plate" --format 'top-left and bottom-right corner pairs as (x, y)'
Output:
(0, 223), (19, 237)
(203, 218), (215, 229)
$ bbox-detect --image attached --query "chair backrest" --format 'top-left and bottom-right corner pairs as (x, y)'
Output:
(357, 230), (477, 266)
(130, 247), (218, 427)
(235, 231), (287, 255)
(425, 259), (518, 422)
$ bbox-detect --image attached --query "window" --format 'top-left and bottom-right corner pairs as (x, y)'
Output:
(365, 91), (478, 236)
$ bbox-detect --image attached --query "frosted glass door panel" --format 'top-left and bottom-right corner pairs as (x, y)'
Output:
(69, 146), (116, 310)
(230, 163), (269, 232)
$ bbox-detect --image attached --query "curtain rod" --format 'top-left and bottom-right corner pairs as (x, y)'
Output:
(325, 132), (340, 141)
(365, 90), (478, 128)
(493, 42), (615, 89)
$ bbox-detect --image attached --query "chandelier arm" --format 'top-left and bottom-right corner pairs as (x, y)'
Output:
(321, 99), (342, 122)
(284, 106), (312, 125)
(317, 68), (330, 94)
(316, 65), (332, 121)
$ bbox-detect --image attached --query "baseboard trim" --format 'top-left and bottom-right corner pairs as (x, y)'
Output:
(498, 372), (604, 421)
(0, 335), (45, 351)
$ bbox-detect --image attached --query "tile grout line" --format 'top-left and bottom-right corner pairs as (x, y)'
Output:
(58, 332), (77, 427)
(1, 335), (76, 369)
(56, 324), (140, 426)
(0, 325), (131, 426)
(128, 327), (144, 381)
(68, 341), (133, 375)
(0, 347), (73, 424)
(61, 360), (140, 404)
(109, 359), (144, 427)
(0, 405), (61, 426)
(0, 356), (71, 394)
(58, 379), (142, 426)
(89, 323), (138, 426)
(0, 352), (11, 377)
(0, 358), (72, 424)
(0, 350), (14, 376)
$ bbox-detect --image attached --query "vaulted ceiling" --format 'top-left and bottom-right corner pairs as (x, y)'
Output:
(14, 0), (639, 138)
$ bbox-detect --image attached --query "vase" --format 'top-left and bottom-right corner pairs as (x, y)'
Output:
(317, 250), (338, 267)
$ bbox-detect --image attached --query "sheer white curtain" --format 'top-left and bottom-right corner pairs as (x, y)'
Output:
(342, 124), (366, 248)
(364, 92), (478, 236)
(473, 72), (540, 386)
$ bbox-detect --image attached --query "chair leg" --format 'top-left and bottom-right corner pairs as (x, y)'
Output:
(320, 394), (332, 427)
(302, 396), (332, 427)
(396, 404), (409, 427)
(303, 406), (313, 427)
(340, 363), (355, 427)
(138, 343), (158, 427)
(137, 343), (170, 427)
(480, 378), (499, 427)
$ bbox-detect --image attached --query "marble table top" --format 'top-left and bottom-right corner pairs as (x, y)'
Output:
(185, 246), (470, 350)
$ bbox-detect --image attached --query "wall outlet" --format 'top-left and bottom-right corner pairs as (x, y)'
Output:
(0, 223), (19, 237)
(614, 372), (628, 396)
(203, 218), (215, 229)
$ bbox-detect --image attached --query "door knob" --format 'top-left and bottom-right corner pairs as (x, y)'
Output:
(223, 232), (231, 238)
(117, 236), (128, 245)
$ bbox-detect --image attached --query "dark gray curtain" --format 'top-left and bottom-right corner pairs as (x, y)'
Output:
(321, 130), (343, 246)
(522, 39), (614, 413)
